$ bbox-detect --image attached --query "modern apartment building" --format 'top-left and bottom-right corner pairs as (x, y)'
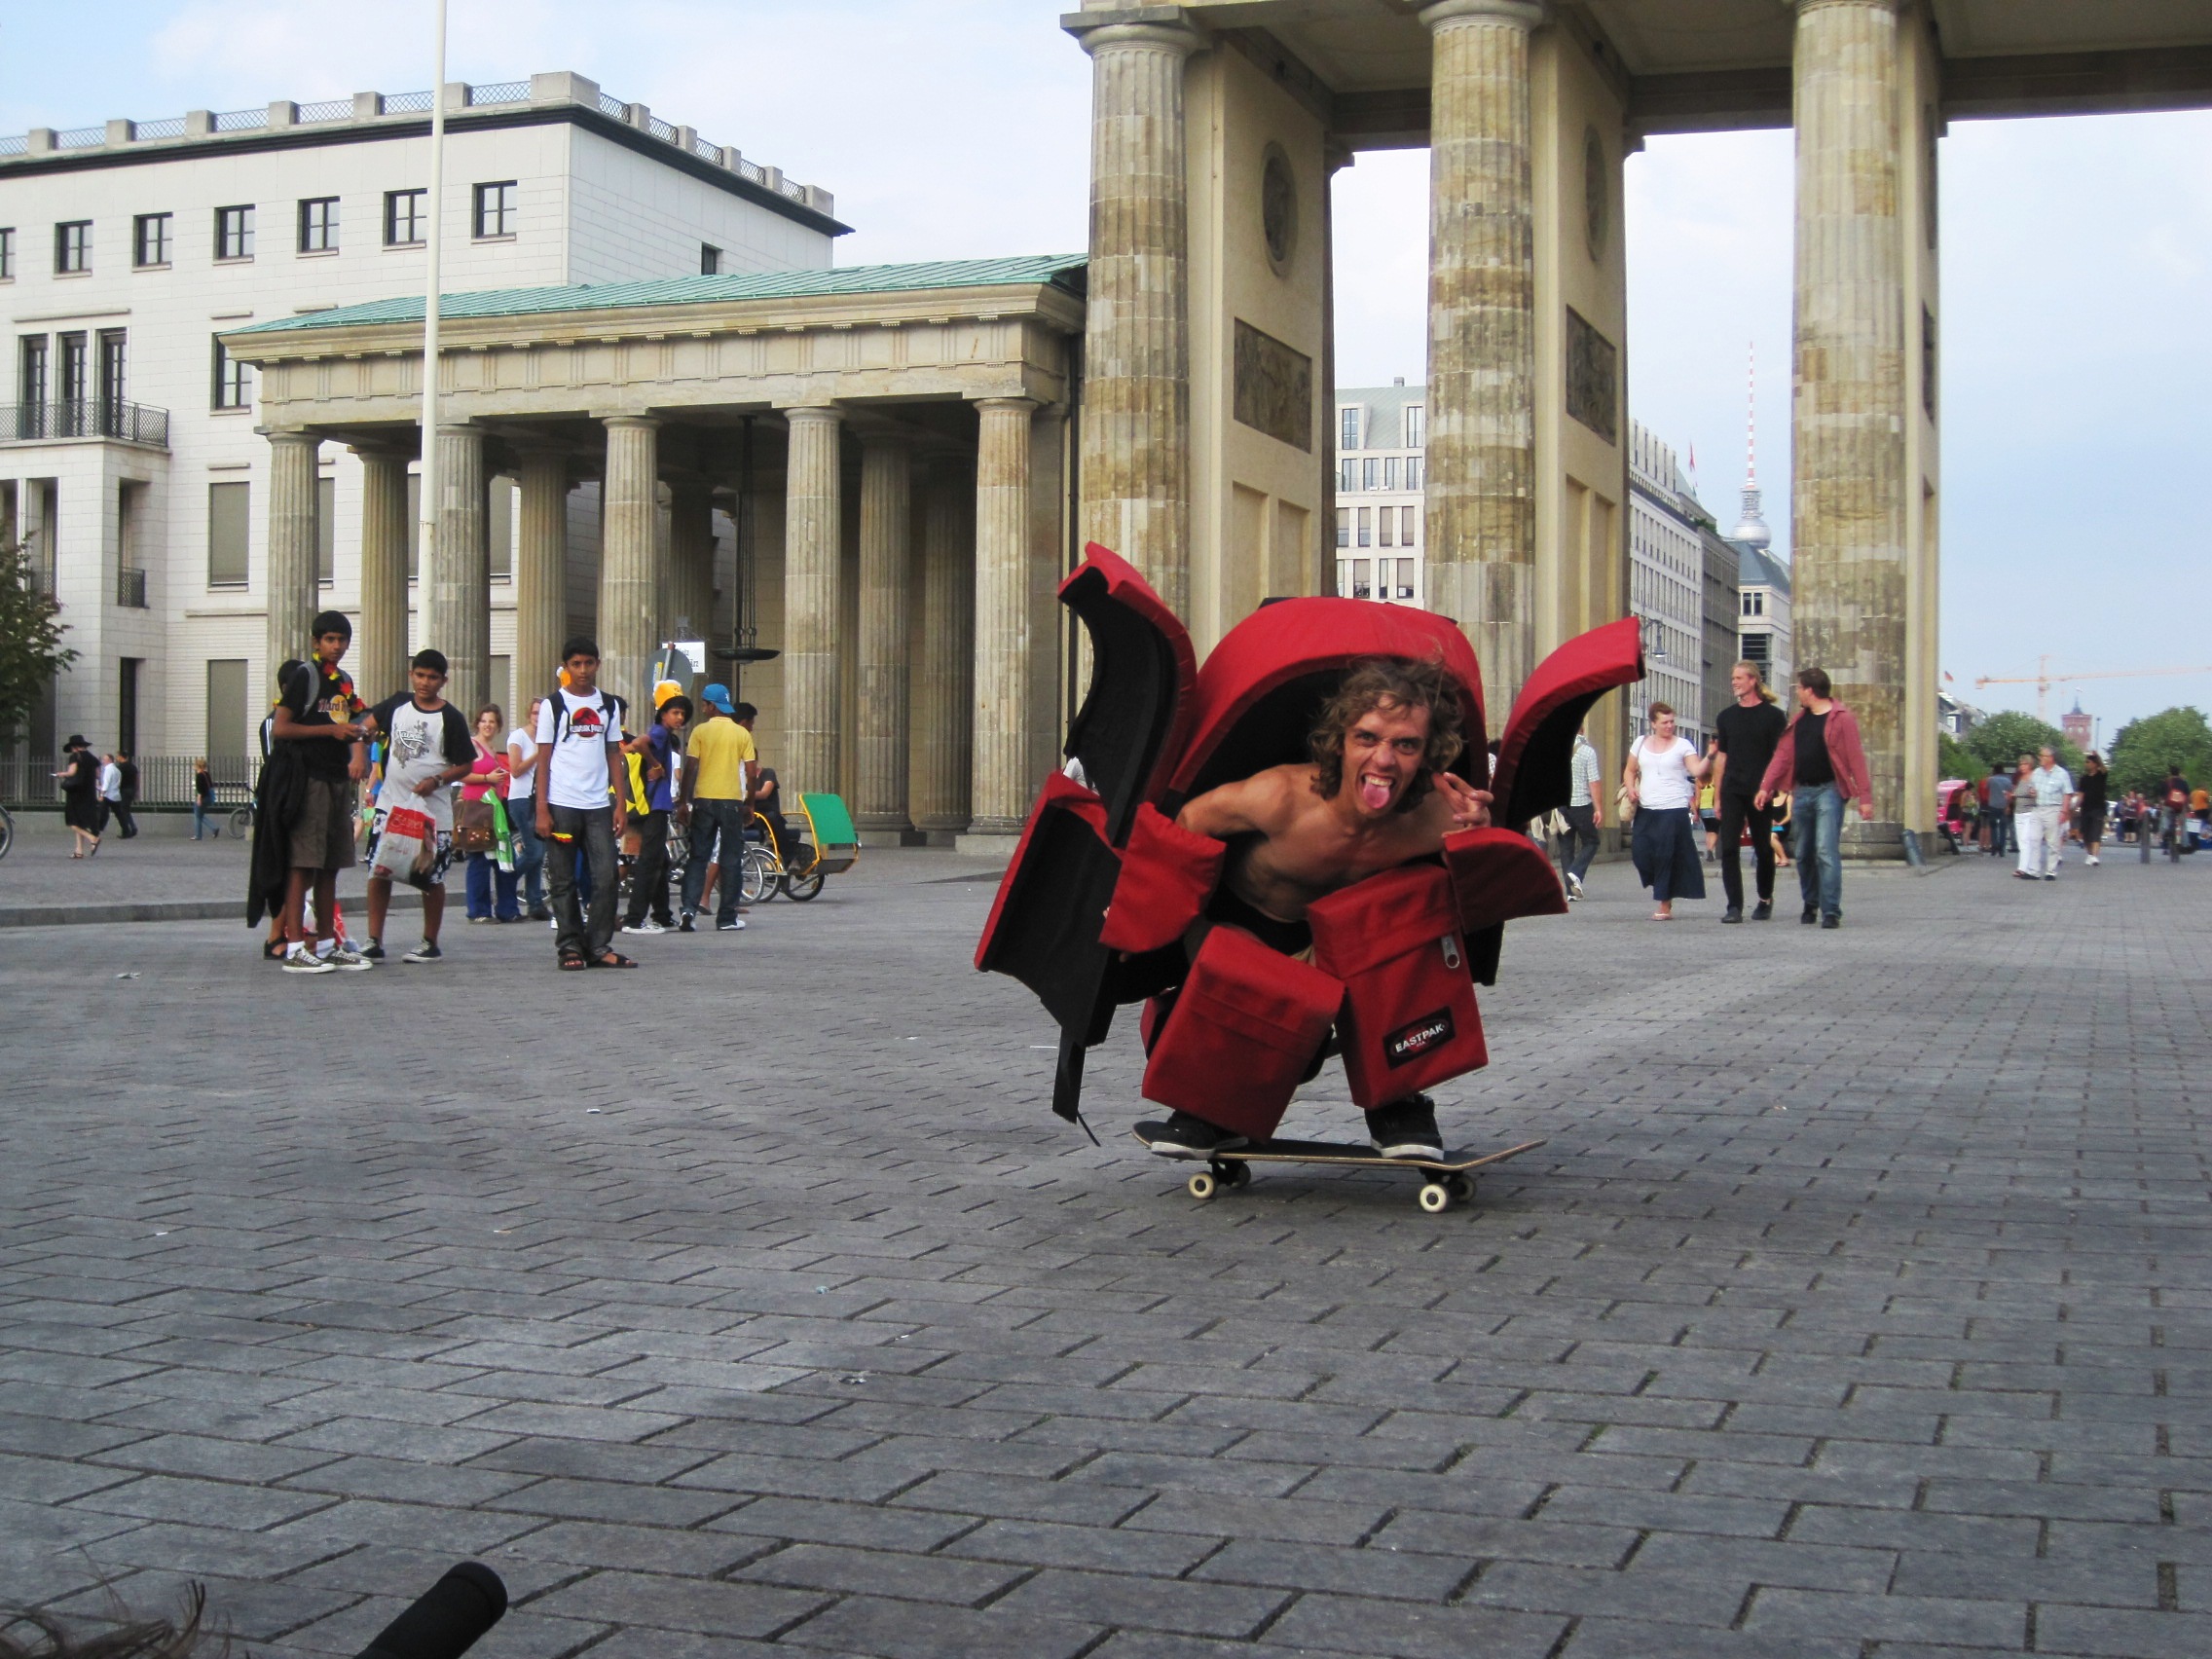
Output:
(1627, 419), (1738, 749)
(1331, 380), (1425, 608)
(0, 71), (841, 763)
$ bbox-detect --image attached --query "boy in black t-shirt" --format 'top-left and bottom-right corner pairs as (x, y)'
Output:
(271, 611), (371, 973)
(1710, 661), (1789, 922)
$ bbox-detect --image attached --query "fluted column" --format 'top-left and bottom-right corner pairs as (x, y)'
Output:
(1420, 0), (1543, 708)
(515, 445), (569, 706)
(1068, 14), (1199, 615)
(782, 405), (844, 797)
(426, 422), (489, 716)
(353, 444), (411, 705)
(856, 431), (914, 837)
(911, 456), (974, 836)
(598, 416), (661, 714)
(971, 397), (1035, 833)
(1793, 0), (1907, 853)
(263, 429), (321, 676)
(669, 479), (716, 646)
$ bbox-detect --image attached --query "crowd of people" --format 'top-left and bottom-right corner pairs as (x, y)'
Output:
(51, 740), (141, 856)
(1940, 751), (2200, 870)
(248, 610), (779, 974)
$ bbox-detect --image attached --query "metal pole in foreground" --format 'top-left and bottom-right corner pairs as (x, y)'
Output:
(418, 0), (448, 594)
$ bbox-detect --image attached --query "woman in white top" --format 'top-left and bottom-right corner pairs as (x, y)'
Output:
(1623, 701), (1712, 920)
(506, 698), (549, 921)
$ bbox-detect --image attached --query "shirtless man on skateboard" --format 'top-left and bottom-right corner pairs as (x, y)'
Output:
(1143, 656), (1493, 1162)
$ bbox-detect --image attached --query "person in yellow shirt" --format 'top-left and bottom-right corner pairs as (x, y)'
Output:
(676, 683), (756, 932)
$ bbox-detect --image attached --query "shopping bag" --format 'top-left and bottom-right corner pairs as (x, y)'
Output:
(492, 795), (516, 872)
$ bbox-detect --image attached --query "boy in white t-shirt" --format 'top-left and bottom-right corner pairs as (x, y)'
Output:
(534, 637), (632, 969)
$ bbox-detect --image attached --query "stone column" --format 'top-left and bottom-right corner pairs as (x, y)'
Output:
(970, 397), (1035, 835)
(514, 445), (570, 708)
(1793, 0), (1907, 853)
(911, 455), (974, 838)
(263, 429), (321, 677)
(426, 422), (489, 716)
(598, 416), (661, 713)
(668, 479), (717, 647)
(1419, 0), (1543, 709)
(856, 430), (914, 839)
(1068, 12), (1199, 616)
(352, 443), (411, 706)
(782, 405), (844, 797)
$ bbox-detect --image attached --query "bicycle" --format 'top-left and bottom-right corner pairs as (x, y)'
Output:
(0, 803), (14, 861)
(228, 799), (254, 838)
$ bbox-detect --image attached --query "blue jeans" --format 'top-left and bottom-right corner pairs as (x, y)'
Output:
(192, 802), (217, 838)
(507, 801), (546, 913)
(682, 798), (751, 925)
(465, 850), (520, 920)
(1792, 784), (1845, 918)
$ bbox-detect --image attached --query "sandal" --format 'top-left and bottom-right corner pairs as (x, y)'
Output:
(558, 951), (590, 972)
(591, 950), (640, 969)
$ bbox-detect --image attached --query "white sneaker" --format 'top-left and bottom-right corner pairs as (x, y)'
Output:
(623, 920), (667, 935)
(2086, 855), (2099, 866)
(716, 918), (747, 931)
(325, 944), (375, 971)
(281, 945), (336, 975)
(1566, 872), (1583, 901)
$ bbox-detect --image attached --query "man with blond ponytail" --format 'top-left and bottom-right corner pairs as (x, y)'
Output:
(1709, 660), (1788, 923)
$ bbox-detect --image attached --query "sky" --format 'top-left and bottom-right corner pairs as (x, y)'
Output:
(8, 1), (2208, 737)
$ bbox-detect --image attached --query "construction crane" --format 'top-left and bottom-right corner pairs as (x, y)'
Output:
(1974, 655), (2212, 722)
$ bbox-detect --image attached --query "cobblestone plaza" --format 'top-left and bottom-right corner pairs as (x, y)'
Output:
(3, 852), (2209, 1657)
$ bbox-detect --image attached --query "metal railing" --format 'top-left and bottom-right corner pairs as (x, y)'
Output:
(469, 81), (531, 105)
(645, 114), (680, 143)
(383, 90), (434, 114)
(1, 755), (260, 809)
(213, 107), (267, 131)
(692, 136), (722, 163)
(117, 568), (147, 608)
(731, 156), (765, 184)
(297, 97), (352, 124)
(597, 92), (629, 119)
(0, 134), (25, 157)
(55, 125), (105, 148)
(2, 400), (170, 448)
(135, 115), (186, 140)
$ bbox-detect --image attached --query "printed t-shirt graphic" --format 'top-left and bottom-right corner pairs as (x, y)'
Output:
(366, 695), (471, 832)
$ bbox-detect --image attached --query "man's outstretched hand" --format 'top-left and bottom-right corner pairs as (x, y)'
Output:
(1435, 771), (1493, 830)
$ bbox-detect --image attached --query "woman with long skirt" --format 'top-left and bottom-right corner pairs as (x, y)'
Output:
(1624, 702), (1711, 921)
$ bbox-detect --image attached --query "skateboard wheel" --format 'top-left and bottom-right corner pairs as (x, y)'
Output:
(1445, 1174), (1474, 1203)
(1188, 1171), (1218, 1201)
(1418, 1182), (1452, 1214)
(1223, 1163), (1251, 1190)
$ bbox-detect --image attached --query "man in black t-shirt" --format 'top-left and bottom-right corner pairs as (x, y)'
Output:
(270, 610), (372, 973)
(1709, 661), (1788, 922)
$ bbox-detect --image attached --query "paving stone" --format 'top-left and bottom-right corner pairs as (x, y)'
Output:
(734, 1541), (1025, 1606)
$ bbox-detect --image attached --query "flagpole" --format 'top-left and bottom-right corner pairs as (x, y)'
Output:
(419, 0), (447, 610)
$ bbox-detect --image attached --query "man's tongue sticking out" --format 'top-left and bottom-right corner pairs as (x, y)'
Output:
(1359, 771), (1395, 813)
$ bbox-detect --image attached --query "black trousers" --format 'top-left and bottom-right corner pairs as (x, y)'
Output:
(623, 809), (674, 926)
(1715, 793), (1775, 908)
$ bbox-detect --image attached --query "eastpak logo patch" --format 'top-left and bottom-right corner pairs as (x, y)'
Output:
(1385, 1009), (1455, 1067)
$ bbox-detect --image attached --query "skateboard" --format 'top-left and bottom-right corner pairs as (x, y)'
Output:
(1133, 1125), (1546, 1213)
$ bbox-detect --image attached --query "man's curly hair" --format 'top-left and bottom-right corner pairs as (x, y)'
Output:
(1309, 655), (1466, 812)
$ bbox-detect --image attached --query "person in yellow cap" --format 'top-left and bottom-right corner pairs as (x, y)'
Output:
(653, 679), (682, 710)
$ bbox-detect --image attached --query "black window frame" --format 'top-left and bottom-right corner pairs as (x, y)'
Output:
(132, 212), (172, 269)
(471, 180), (517, 239)
(55, 220), (92, 275)
(214, 203), (255, 261)
(700, 242), (722, 276)
(210, 337), (253, 411)
(297, 196), (340, 254)
(383, 188), (426, 247)
(0, 228), (16, 281)
(19, 335), (49, 408)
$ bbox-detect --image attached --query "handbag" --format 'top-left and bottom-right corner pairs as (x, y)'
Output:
(454, 793), (498, 853)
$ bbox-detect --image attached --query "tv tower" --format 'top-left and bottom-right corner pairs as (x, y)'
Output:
(1730, 341), (1772, 550)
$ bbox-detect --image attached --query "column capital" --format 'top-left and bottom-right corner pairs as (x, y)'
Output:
(256, 425), (322, 446)
(1793, 0), (1898, 11)
(1062, 8), (1203, 57)
(600, 413), (662, 432)
(1418, 0), (1544, 30)
(781, 402), (845, 427)
(972, 394), (1040, 415)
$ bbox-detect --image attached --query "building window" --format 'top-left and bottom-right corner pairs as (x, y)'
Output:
(298, 197), (339, 254)
(206, 659), (249, 760)
(207, 481), (250, 587)
(0, 228), (14, 280)
(215, 204), (254, 260)
(55, 221), (92, 274)
(1351, 558), (1372, 599)
(1339, 406), (1360, 453)
(1362, 458), (1379, 492)
(1378, 507), (1394, 548)
(131, 213), (172, 268)
(1405, 405), (1424, 449)
(1356, 507), (1372, 548)
(1338, 458), (1355, 493)
(1383, 457), (1399, 492)
(1406, 456), (1422, 493)
(1401, 505), (1417, 545)
(19, 335), (48, 408)
(1394, 558), (1416, 601)
(700, 243), (722, 276)
(385, 189), (426, 247)
(211, 338), (253, 410)
(472, 181), (518, 239)
(1335, 508), (1349, 549)
(317, 475), (336, 584)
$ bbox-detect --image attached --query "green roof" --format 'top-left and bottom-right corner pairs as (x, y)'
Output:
(236, 254), (1088, 335)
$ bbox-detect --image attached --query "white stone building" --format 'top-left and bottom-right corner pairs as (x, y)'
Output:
(1331, 381), (1425, 608)
(0, 72), (840, 767)
(1627, 419), (1737, 749)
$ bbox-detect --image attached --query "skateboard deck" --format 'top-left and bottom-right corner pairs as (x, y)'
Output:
(1133, 1126), (1545, 1211)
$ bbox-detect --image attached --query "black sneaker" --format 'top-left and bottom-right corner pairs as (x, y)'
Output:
(1367, 1095), (1443, 1161)
(360, 939), (386, 960)
(678, 913), (696, 934)
(1751, 901), (1773, 921)
(1821, 913), (1840, 930)
(1721, 906), (1743, 924)
(403, 940), (443, 962)
(1801, 905), (1819, 925)
(1139, 1112), (1250, 1161)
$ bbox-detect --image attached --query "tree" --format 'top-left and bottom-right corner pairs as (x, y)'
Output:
(2108, 707), (2212, 798)
(1962, 711), (2079, 778)
(0, 537), (75, 746)
(1938, 731), (1979, 783)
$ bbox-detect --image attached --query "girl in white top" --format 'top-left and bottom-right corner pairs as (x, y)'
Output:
(1623, 703), (1712, 920)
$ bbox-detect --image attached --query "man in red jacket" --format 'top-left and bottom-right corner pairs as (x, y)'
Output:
(1753, 666), (1873, 929)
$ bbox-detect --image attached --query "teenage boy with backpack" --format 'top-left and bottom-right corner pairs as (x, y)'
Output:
(534, 638), (634, 969)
